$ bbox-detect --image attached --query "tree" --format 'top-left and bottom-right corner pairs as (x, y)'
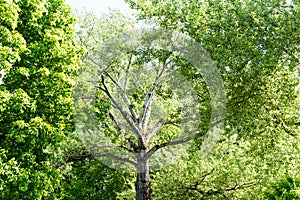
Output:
(72, 10), (222, 200)
(0, 0), (80, 198)
(59, 0), (300, 198)
(123, 0), (300, 199)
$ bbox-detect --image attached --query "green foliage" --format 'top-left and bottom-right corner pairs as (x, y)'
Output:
(0, 0), (80, 198)
(264, 176), (300, 200)
(62, 160), (133, 200)
(1, 0), (296, 198)
(57, 131), (136, 200)
(124, 0), (300, 199)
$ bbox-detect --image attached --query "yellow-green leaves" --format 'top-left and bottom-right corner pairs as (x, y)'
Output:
(0, 0), (81, 198)
(0, 0), (20, 29)
(0, 26), (26, 72)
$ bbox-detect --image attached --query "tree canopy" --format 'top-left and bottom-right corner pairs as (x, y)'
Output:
(0, 0), (300, 199)
(0, 0), (80, 198)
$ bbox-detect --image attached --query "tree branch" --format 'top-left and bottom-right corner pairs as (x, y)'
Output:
(93, 152), (137, 167)
(130, 72), (146, 95)
(97, 75), (142, 139)
(146, 118), (168, 142)
(146, 119), (179, 142)
(66, 153), (93, 163)
(146, 137), (192, 159)
(117, 144), (136, 153)
(123, 55), (133, 93)
(210, 118), (226, 129)
(186, 181), (255, 196)
(273, 113), (295, 136)
(86, 55), (114, 76)
(108, 110), (138, 151)
(64, 142), (137, 167)
(194, 169), (215, 186)
(104, 71), (138, 122)
(138, 61), (169, 135)
(108, 110), (122, 131)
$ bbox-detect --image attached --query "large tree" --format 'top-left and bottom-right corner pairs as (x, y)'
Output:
(123, 0), (300, 199)
(71, 10), (221, 200)
(0, 0), (80, 198)
(61, 0), (300, 199)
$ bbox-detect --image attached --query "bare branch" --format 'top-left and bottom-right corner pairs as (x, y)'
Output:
(86, 140), (135, 155)
(117, 144), (136, 153)
(138, 85), (156, 134)
(104, 71), (138, 122)
(139, 59), (172, 134)
(64, 143), (136, 166)
(155, 59), (171, 80)
(146, 137), (192, 159)
(64, 147), (93, 163)
(87, 55), (102, 67)
(93, 152), (137, 167)
(186, 181), (255, 196)
(86, 55), (114, 76)
(146, 119), (179, 142)
(97, 75), (142, 139)
(108, 110), (122, 132)
(76, 34), (91, 52)
(191, 169), (215, 188)
(81, 143), (136, 166)
(223, 181), (255, 191)
(66, 153), (93, 163)
(108, 110), (138, 151)
(273, 113), (295, 136)
(130, 72), (147, 95)
(210, 118), (226, 129)
(123, 55), (133, 92)
(146, 118), (168, 142)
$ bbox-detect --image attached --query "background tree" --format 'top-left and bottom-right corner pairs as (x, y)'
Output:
(0, 0), (80, 199)
(123, 0), (300, 199)
(71, 10), (216, 200)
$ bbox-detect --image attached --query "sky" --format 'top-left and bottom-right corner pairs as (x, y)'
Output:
(65, 0), (134, 15)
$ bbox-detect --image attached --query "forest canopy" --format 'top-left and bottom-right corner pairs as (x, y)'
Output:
(0, 0), (299, 199)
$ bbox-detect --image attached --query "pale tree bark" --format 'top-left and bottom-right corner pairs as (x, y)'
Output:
(136, 152), (151, 200)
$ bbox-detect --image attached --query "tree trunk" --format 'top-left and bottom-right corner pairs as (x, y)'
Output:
(136, 153), (151, 200)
